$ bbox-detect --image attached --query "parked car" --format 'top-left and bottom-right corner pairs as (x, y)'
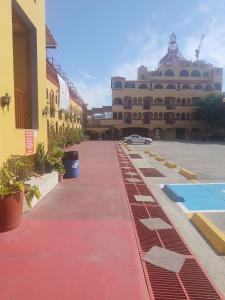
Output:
(123, 135), (152, 144)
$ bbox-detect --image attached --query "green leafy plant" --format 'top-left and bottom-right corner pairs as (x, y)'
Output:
(35, 142), (46, 174)
(0, 155), (41, 208)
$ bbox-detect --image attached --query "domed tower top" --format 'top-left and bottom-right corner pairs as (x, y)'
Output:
(159, 33), (187, 66)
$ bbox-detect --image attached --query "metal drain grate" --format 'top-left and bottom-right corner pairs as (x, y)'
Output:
(131, 205), (191, 255)
(139, 168), (165, 177)
(179, 259), (222, 300)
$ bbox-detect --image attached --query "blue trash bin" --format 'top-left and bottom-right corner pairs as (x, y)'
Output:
(63, 151), (79, 178)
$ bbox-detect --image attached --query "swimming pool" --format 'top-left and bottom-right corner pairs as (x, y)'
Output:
(163, 183), (225, 211)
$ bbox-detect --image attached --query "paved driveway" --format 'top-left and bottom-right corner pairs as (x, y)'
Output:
(132, 141), (225, 181)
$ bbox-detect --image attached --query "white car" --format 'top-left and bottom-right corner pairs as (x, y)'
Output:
(124, 135), (152, 144)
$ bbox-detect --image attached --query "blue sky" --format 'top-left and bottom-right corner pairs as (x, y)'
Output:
(46, 0), (225, 108)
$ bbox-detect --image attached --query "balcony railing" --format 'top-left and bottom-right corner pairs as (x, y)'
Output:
(124, 119), (132, 124)
(166, 105), (176, 110)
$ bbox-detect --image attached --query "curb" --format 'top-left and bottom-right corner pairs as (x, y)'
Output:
(191, 213), (225, 255)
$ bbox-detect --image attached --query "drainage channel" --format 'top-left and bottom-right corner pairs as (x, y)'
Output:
(115, 143), (223, 300)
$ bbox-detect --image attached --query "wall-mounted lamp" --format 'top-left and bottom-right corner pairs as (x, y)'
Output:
(1, 93), (11, 110)
(42, 105), (49, 117)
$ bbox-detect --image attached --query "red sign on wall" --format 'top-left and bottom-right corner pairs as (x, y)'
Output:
(25, 131), (34, 155)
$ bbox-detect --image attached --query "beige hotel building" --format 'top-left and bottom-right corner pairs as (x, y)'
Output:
(87, 33), (223, 140)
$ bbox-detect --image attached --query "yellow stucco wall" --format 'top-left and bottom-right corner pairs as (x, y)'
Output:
(0, 0), (47, 165)
(45, 79), (83, 130)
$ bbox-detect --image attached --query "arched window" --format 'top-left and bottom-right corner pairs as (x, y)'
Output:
(159, 112), (163, 120)
(113, 112), (117, 119)
(138, 112), (142, 120)
(125, 81), (135, 88)
(214, 82), (222, 90)
(203, 71), (209, 77)
(164, 69), (174, 76)
(55, 94), (58, 105)
(154, 97), (163, 105)
(50, 90), (54, 106)
(46, 88), (48, 99)
(118, 112), (122, 119)
(138, 97), (142, 105)
(140, 74), (145, 80)
(182, 84), (191, 90)
(154, 84), (164, 89)
(187, 98), (191, 105)
(55, 122), (58, 133)
(176, 113), (180, 120)
(133, 97), (138, 105)
(182, 98), (186, 105)
(124, 97), (132, 109)
(176, 98), (181, 105)
(181, 112), (185, 120)
(133, 112), (137, 120)
(113, 97), (123, 105)
(205, 84), (213, 91)
(167, 84), (176, 89)
(154, 112), (158, 120)
(194, 84), (203, 90)
(191, 69), (201, 77)
(179, 69), (189, 77)
(186, 112), (191, 120)
(138, 83), (148, 89)
(114, 81), (122, 88)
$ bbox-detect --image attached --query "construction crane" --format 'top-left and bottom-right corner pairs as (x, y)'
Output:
(195, 34), (205, 61)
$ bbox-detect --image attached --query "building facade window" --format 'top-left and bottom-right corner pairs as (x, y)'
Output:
(113, 112), (117, 119)
(194, 84), (203, 90)
(125, 81), (135, 88)
(118, 112), (122, 119)
(191, 69), (201, 77)
(164, 69), (174, 76)
(113, 97), (123, 105)
(138, 83), (148, 89)
(167, 84), (176, 89)
(176, 113), (180, 120)
(179, 69), (189, 77)
(182, 84), (191, 89)
(154, 97), (163, 105)
(205, 84), (213, 91)
(114, 81), (122, 88)
(154, 84), (163, 89)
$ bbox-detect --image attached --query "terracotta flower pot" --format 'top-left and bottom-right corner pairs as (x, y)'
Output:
(58, 174), (63, 182)
(0, 191), (24, 232)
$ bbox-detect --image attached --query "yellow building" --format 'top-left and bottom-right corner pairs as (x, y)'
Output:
(46, 57), (84, 136)
(0, 0), (85, 165)
(110, 33), (223, 139)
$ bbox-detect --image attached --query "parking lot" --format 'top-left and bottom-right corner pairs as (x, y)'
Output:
(131, 140), (225, 181)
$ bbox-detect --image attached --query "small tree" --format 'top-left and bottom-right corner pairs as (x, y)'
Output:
(195, 93), (225, 130)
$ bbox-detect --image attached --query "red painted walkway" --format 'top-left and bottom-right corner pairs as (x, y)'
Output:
(0, 142), (149, 300)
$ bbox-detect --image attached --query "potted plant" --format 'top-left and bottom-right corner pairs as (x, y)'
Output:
(0, 155), (41, 232)
(44, 154), (57, 173)
(54, 162), (65, 182)
(35, 143), (45, 175)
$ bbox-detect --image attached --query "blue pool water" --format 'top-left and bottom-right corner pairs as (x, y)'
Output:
(163, 183), (225, 211)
